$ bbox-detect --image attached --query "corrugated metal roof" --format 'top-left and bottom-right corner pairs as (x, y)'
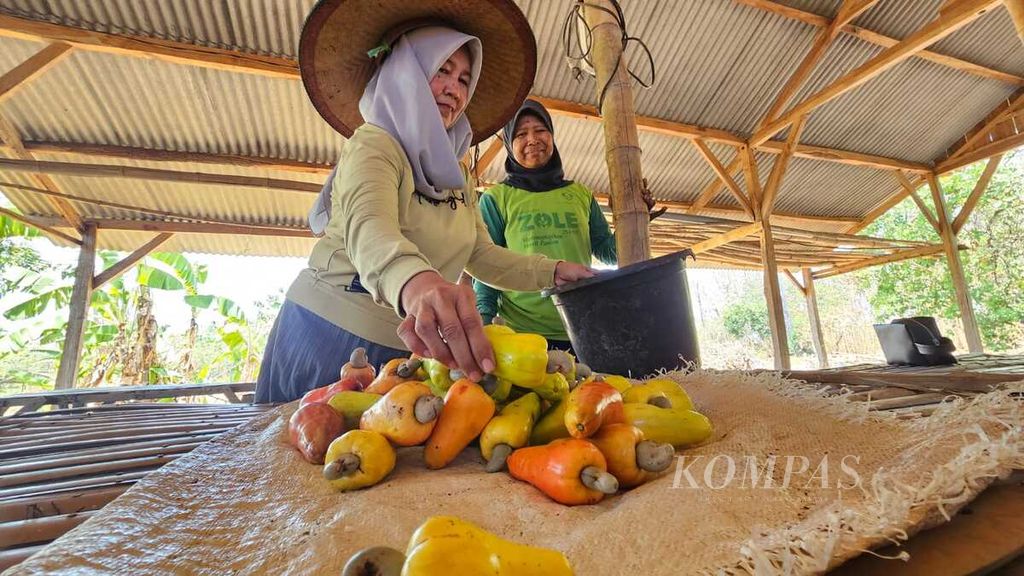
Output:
(4, 48), (343, 164)
(933, 7), (1024, 77)
(0, 0), (1020, 260)
(854, 0), (945, 40)
(0, 0), (313, 57)
(772, 0), (840, 18)
(773, 157), (898, 217)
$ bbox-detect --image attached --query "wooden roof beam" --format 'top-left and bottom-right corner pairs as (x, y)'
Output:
(92, 233), (174, 289)
(812, 243), (950, 279)
(0, 157), (321, 193)
(756, 0), (881, 129)
(735, 0), (1024, 86)
(0, 42), (72, 105)
(692, 139), (754, 218)
(895, 171), (941, 233)
(37, 217), (313, 238)
(0, 206), (80, 245)
(0, 108), (84, 233)
(691, 221), (763, 254)
(938, 89), (1024, 164)
(952, 154), (1002, 233)
(751, 0), (1003, 147)
(0, 14), (298, 79)
(936, 130), (1024, 173)
(16, 141), (334, 174)
(473, 138), (505, 182)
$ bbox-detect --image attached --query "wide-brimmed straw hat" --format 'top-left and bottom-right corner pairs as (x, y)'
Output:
(299, 0), (537, 145)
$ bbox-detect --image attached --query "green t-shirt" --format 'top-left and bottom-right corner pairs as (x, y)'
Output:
(474, 182), (617, 339)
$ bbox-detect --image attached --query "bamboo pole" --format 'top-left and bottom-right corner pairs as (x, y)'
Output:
(926, 174), (984, 353)
(0, 485), (129, 524)
(54, 223), (96, 390)
(582, 0), (650, 266)
(802, 268), (829, 368)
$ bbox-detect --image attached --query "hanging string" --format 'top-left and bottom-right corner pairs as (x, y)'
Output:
(561, 0), (656, 110)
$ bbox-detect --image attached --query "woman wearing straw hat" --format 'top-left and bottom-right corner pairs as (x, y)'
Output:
(254, 0), (594, 403)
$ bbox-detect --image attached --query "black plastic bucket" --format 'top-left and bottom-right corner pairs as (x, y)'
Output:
(543, 249), (700, 377)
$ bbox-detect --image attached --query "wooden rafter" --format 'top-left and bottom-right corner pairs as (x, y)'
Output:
(735, 0), (1024, 86)
(38, 217), (313, 238)
(0, 111), (84, 234)
(0, 42), (72, 105)
(939, 89), (1024, 164)
(1006, 0), (1024, 44)
(952, 154), (1002, 233)
(895, 171), (940, 233)
(812, 243), (949, 279)
(473, 138), (504, 181)
(762, 141), (931, 172)
(15, 141), (334, 174)
(756, 0), (881, 130)
(692, 139), (754, 218)
(936, 131), (1024, 173)
(0, 14), (297, 79)
(0, 179), (308, 233)
(92, 233), (174, 289)
(783, 269), (805, 293)
(742, 147), (763, 209)
(751, 0), (1003, 147)
(760, 117), (806, 219)
(690, 222), (762, 255)
(0, 157), (321, 193)
(689, 157), (741, 213)
(0, 206), (80, 245)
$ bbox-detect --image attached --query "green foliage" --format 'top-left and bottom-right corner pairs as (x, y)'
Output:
(722, 298), (770, 341)
(862, 151), (1024, 350)
(0, 230), (275, 391)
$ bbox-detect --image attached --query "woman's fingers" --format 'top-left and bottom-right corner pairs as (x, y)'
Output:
(397, 314), (429, 358)
(554, 261), (598, 286)
(412, 308), (453, 367)
(456, 285), (495, 375)
(433, 303), (481, 381)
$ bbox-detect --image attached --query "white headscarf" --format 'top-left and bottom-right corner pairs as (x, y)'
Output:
(309, 26), (482, 234)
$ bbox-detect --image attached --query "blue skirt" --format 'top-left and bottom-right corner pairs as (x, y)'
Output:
(254, 300), (408, 403)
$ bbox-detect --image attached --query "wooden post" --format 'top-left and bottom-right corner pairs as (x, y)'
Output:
(583, 0), (650, 266)
(801, 268), (829, 368)
(744, 147), (791, 370)
(1005, 0), (1024, 45)
(760, 225), (791, 369)
(55, 223), (97, 389)
(926, 174), (984, 353)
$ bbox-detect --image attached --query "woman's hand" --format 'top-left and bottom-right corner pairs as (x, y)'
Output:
(554, 261), (597, 286)
(397, 271), (494, 382)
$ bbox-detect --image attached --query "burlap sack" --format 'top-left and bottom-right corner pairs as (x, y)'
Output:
(9, 371), (1023, 575)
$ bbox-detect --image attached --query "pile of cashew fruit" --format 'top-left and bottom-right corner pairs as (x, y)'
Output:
(289, 321), (714, 506)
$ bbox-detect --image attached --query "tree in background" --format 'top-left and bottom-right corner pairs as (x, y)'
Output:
(861, 151), (1024, 350)
(0, 222), (261, 392)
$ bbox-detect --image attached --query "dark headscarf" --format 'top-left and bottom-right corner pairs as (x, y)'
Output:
(501, 99), (572, 192)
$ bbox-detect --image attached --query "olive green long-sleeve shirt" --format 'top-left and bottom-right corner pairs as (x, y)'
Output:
(287, 124), (559, 349)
